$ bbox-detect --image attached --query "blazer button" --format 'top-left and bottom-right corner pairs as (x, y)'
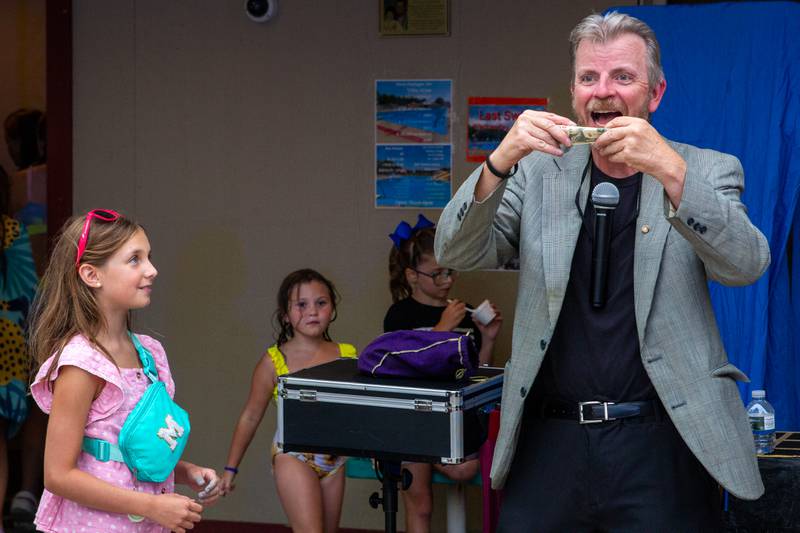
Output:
(693, 222), (702, 232)
(540, 339), (547, 350)
(687, 217), (695, 226)
(700, 225), (707, 234)
(520, 387), (527, 398)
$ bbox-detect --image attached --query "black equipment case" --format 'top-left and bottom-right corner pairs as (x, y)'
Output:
(276, 358), (503, 464)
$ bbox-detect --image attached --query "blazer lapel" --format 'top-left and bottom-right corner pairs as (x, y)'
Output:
(633, 173), (671, 342)
(542, 145), (591, 327)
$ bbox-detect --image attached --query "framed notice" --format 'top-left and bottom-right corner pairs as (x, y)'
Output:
(375, 144), (452, 208)
(379, 0), (450, 36)
(467, 97), (548, 162)
(376, 79), (452, 144)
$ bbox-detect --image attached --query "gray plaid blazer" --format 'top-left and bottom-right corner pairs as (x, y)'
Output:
(435, 142), (770, 500)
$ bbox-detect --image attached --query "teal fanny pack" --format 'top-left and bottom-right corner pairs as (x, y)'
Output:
(83, 333), (191, 483)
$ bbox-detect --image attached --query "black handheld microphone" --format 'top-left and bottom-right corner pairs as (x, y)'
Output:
(590, 182), (620, 308)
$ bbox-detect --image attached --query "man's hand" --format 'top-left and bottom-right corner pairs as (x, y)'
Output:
(476, 110), (574, 201)
(593, 116), (687, 205)
(490, 111), (575, 171)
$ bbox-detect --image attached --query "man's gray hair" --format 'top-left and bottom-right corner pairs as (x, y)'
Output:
(569, 12), (664, 89)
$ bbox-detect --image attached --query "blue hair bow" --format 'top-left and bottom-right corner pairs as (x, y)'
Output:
(389, 214), (435, 249)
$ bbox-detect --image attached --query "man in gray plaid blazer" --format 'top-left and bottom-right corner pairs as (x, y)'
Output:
(435, 12), (769, 532)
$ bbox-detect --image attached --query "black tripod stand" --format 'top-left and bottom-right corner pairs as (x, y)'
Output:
(368, 459), (413, 533)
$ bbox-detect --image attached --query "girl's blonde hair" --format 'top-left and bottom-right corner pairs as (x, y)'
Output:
(28, 212), (142, 385)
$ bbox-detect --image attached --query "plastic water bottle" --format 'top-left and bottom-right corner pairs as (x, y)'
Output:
(746, 390), (775, 454)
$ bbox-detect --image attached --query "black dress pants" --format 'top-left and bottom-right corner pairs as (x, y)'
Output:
(496, 405), (721, 533)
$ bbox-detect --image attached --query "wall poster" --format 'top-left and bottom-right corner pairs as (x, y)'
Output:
(376, 79), (452, 209)
(467, 96), (548, 162)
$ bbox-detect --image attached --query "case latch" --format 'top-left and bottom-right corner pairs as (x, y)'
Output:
(299, 390), (318, 402)
(414, 399), (433, 411)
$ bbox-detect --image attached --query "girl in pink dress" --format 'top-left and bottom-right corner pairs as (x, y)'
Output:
(28, 210), (221, 532)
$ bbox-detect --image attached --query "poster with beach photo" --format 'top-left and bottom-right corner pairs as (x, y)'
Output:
(376, 144), (451, 208)
(467, 96), (548, 162)
(376, 79), (451, 144)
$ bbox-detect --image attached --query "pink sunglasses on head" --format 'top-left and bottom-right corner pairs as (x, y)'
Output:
(75, 209), (122, 265)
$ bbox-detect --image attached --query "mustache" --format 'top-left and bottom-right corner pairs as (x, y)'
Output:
(587, 99), (622, 113)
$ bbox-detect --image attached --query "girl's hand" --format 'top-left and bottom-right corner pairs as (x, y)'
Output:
(186, 466), (222, 506)
(221, 469), (237, 496)
(146, 493), (203, 532)
(435, 299), (466, 331)
(475, 304), (503, 341)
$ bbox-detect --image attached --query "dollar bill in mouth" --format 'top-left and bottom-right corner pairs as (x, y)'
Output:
(558, 125), (607, 144)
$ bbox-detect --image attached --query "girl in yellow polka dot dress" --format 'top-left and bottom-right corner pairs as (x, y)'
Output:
(0, 168), (39, 528)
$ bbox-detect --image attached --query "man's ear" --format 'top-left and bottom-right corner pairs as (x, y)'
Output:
(648, 78), (667, 114)
(78, 263), (102, 289)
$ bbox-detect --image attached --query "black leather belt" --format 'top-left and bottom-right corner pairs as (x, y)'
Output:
(536, 397), (663, 424)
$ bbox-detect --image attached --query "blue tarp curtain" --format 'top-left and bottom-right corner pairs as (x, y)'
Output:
(611, 3), (800, 429)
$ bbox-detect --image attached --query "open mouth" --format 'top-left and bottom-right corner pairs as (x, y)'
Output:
(591, 111), (622, 125)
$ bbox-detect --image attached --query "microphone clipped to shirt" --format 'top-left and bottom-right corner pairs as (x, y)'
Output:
(590, 182), (620, 308)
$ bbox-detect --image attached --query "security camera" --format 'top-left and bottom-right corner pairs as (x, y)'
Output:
(245, 0), (277, 23)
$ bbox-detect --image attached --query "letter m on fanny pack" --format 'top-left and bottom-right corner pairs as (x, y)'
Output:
(157, 414), (186, 450)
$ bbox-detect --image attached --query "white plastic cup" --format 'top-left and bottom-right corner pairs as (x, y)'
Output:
(471, 299), (496, 326)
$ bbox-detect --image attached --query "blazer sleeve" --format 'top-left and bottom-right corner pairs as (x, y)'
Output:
(435, 161), (528, 271)
(666, 146), (770, 285)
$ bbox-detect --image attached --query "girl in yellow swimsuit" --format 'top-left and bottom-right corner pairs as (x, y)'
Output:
(221, 269), (356, 533)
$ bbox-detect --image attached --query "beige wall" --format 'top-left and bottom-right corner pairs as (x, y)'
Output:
(72, 1), (635, 530)
(0, 0), (45, 174)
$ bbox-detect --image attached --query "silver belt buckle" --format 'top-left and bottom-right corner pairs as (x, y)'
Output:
(578, 400), (616, 424)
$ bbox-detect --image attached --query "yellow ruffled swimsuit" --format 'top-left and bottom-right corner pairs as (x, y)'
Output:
(269, 343), (357, 479)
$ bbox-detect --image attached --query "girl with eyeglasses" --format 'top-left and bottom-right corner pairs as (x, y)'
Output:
(220, 268), (356, 533)
(28, 210), (220, 533)
(384, 215), (502, 533)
